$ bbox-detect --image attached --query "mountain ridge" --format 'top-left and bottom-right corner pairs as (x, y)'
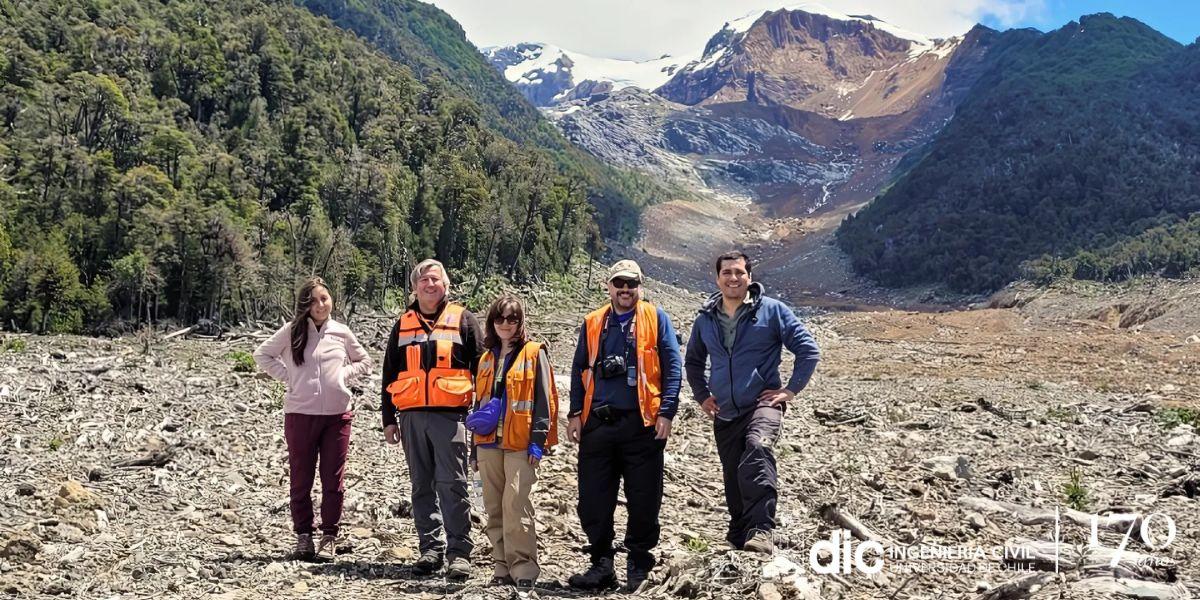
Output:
(482, 42), (688, 107)
(536, 4), (1001, 222)
(836, 12), (1198, 293)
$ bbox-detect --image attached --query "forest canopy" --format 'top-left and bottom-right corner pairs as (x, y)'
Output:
(0, 0), (637, 332)
(836, 15), (1200, 293)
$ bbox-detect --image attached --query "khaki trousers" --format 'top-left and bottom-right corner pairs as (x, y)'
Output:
(477, 447), (540, 580)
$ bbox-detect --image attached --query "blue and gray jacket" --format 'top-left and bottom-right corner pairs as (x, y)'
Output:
(684, 283), (820, 419)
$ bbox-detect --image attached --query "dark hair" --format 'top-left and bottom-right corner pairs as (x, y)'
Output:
(289, 277), (331, 366)
(483, 294), (528, 350)
(714, 251), (753, 275)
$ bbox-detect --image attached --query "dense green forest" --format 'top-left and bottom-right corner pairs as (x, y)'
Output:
(837, 14), (1200, 293)
(1025, 214), (1200, 283)
(294, 0), (673, 242)
(0, 0), (654, 333)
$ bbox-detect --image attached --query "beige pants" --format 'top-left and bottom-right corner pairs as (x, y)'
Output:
(477, 447), (540, 581)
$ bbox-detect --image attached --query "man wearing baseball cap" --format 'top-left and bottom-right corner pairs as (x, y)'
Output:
(566, 259), (682, 591)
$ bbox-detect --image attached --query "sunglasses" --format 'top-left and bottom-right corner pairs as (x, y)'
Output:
(493, 314), (521, 325)
(611, 278), (640, 289)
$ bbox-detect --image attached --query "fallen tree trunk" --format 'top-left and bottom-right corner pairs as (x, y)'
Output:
(819, 503), (897, 546)
(1073, 577), (1191, 600)
(958, 497), (1142, 534)
(113, 445), (181, 468)
(979, 572), (1056, 600)
(162, 326), (195, 341)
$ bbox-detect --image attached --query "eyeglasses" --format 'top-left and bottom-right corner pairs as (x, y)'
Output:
(611, 278), (640, 289)
(493, 314), (521, 325)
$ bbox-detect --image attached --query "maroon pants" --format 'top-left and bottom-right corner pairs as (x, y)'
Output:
(284, 412), (352, 536)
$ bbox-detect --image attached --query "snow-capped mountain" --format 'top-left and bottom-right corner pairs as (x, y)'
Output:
(482, 43), (691, 106)
(484, 3), (965, 114)
(485, 4), (997, 219)
(657, 3), (964, 118)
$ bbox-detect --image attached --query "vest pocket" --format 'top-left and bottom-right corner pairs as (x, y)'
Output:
(430, 368), (473, 406)
(505, 411), (533, 450)
(387, 371), (426, 409)
(507, 369), (532, 409)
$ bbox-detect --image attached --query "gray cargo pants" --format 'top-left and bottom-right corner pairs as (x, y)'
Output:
(397, 410), (473, 559)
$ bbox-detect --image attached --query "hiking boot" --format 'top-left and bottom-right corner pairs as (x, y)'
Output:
(293, 533), (315, 558)
(743, 531), (775, 554)
(516, 579), (535, 591)
(626, 565), (651, 592)
(568, 556), (617, 590)
(316, 534), (338, 559)
(445, 555), (471, 582)
(490, 574), (514, 586)
(411, 550), (443, 577)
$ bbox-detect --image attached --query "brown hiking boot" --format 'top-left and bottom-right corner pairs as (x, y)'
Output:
(742, 531), (775, 554)
(294, 533), (315, 558)
(445, 555), (471, 581)
(316, 534), (338, 559)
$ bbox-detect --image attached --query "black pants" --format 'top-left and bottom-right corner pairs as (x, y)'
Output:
(715, 405), (783, 548)
(577, 408), (665, 570)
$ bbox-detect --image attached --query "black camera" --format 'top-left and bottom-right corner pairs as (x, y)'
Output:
(598, 355), (626, 379)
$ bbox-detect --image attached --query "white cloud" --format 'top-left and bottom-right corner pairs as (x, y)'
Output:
(426, 0), (1049, 61)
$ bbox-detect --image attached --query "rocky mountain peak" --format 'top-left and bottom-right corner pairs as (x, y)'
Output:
(655, 5), (950, 114)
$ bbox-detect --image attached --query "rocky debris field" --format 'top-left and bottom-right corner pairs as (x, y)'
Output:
(1, 276), (1198, 599)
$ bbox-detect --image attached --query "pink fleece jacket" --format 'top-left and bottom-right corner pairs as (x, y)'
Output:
(253, 318), (373, 415)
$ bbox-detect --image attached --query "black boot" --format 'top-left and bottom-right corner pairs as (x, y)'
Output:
(568, 556), (617, 590)
(626, 563), (651, 592)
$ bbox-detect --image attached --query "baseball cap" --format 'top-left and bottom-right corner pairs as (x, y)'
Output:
(607, 259), (643, 283)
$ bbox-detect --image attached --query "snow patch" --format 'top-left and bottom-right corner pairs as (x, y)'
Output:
(783, 3), (932, 45)
(501, 43), (560, 81)
(725, 9), (765, 35)
(834, 80), (860, 98)
(494, 42), (693, 92)
(727, 3), (938, 58)
(927, 36), (961, 59)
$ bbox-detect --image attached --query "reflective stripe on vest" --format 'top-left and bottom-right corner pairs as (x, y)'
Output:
(386, 303), (474, 410)
(580, 301), (662, 427)
(473, 341), (560, 451)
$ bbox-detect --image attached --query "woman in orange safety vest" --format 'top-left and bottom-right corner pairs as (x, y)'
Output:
(466, 294), (558, 590)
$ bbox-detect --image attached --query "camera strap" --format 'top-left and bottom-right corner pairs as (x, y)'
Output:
(597, 311), (636, 388)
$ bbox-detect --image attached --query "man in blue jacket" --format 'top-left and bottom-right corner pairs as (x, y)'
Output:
(684, 251), (820, 554)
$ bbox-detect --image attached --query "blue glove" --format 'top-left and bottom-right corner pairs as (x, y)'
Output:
(466, 397), (503, 434)
(528, 442), (543, 461)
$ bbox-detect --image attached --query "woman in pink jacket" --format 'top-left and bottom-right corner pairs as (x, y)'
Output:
(254, 277), (373, 559)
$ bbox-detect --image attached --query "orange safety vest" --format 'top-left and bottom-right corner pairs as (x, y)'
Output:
(580, 301), (662, 426)
(386, 303), (475, 410)
(472, 341), (559, 451)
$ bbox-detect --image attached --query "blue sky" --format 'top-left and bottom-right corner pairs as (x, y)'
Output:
(428, 1), (1199, 60)
(983, 1), (1200, 43)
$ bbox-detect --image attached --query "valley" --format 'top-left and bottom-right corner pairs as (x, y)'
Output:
(2, 273), (1197, 599)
